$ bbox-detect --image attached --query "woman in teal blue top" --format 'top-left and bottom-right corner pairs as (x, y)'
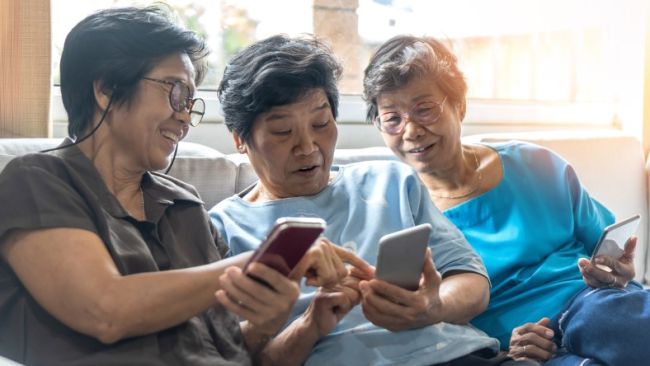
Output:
(364, 35), (648, 365)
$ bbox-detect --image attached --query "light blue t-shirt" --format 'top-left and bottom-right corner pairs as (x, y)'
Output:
(444, 142), (614, 349)
(209, 160), (499, 365)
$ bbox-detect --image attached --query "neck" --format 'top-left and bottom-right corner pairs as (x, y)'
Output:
(419, 145), (482, 200)
(77, 130), (146, 220)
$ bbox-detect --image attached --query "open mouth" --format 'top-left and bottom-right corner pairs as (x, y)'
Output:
(297, 165), (319, 173)
(161, 130), (181, 144)
(409, 143), (434, 154)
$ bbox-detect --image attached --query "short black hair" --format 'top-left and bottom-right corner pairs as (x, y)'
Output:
(60, 5), (208, 138)
(363, 35), (468, 122)
(217, 34), (342, 143)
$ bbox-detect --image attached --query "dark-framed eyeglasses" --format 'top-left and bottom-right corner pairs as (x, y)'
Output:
(142, 77), (205, 126)
(373, 96), (447, 135)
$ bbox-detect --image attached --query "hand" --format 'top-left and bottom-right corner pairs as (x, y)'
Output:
(322, 274), (364, 306)
(215, 263), (300, 336)
(303, 287), (357, 337)
(578, 236), (636, 288)
(509, 317), (557, 361)
(358, 249), (443, 331)
(290, 238), (373, 288)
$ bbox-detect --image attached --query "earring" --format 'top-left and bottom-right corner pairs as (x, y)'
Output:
(237, 145), (246, 153)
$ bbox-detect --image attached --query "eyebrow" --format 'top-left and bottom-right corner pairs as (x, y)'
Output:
(379, 93), (438, 110)
(265, 101), (330, 121)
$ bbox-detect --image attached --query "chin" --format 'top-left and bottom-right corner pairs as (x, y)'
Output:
(149, 155), (172, 172)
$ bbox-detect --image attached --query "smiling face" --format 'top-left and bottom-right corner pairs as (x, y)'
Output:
(99, 52), (196, 172)
(236, 88), (338, 200)
(377, 74), (464, 175)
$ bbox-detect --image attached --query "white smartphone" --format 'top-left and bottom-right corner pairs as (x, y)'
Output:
(375, 224), (432, 291)
(591, 214), (641, 270)
(244, 217), (326, 279)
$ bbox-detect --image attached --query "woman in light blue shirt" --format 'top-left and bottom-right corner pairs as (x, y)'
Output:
(363, 35), (650, 365)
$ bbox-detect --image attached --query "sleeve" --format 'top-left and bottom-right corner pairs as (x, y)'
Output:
(0, 159), (98, 242)
(564, 161), (616, 254)
(404, 167), (489, 280)
(208, 218), (230, 258)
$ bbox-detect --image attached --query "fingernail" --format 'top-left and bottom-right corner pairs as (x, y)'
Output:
(545, 329), (554, 337)
(595, 258), (605, 264)
(342, 241), (357, 252)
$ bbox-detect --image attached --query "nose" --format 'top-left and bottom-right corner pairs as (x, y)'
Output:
(402, 117), (425, 139)
(174, 109), (191, 125)
(293, 128), (318, 156)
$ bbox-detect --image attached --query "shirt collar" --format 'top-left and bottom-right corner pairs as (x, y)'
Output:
(54, 139), (203, 220)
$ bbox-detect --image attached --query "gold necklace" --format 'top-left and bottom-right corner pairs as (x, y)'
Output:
(429, 148), (483, 200)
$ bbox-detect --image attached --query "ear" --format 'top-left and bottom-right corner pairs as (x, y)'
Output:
(456, 100), (467, 122)
(92, 80), (113, 112)
(232, 131), (247, 154)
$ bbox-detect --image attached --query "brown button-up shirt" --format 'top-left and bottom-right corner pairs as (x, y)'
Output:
(0, 143), (250, 365)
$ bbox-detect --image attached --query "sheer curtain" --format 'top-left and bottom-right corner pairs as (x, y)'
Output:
(0, 0), (51, 137)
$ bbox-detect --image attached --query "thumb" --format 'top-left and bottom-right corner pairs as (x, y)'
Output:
(536, 317), (551, 327)
(622, 236), (637, 261)
(289, 255), (311, 281)
(421, 248), (441, 289)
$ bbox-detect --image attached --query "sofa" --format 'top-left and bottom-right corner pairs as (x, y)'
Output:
(0, 130), (648, 284)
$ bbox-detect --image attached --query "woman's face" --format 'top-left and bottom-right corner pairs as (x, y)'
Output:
(238, 88), (338, 199)
(103, 52), (195, 171)
(376, 75), (463, 174)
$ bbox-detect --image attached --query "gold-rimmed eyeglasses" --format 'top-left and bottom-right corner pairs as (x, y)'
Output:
(374, 96), (447, 135)
(142, 77), (205, 126)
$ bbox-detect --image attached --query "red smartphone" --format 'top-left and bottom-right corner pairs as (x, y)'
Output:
(243, 217), (326, 279)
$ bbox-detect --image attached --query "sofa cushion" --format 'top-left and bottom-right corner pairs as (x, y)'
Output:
(0, 139), (236, 208)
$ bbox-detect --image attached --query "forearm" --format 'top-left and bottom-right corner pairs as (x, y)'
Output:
(97, 253), (251, 342)
(438, 271), (489, 324)
(2, 227), (253, 343)
(256, 314), (320, 366)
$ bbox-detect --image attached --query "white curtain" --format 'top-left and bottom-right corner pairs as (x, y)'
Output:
(0, 0), (51, 137)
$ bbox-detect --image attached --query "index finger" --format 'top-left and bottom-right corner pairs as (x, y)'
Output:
(366, 278), (418, 306)
(513, 321), (554, 339)
(332, 245), (373, 278)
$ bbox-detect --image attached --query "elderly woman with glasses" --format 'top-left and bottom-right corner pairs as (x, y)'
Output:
(364, 35), (650, 365)
(206, 34), (548, 366)
(0, 7), (353, 366)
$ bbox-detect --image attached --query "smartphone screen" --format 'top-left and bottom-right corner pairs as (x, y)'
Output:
(591, 214), (641, 270)
(375, 224), (432, 291)
(244, 217), (326, 278)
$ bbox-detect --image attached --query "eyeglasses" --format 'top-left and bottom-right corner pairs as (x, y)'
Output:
(374, 96), (447, 135)
(142, 77), (205, 126)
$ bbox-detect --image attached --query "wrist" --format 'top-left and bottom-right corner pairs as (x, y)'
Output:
(241, 321), (273, 354)
(299, 305), (326, 339)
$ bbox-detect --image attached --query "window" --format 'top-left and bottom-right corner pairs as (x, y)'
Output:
(52, 0), (648, 136)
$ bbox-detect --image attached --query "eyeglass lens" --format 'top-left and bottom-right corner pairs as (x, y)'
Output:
(376, 99), (444, 134)
(170, 81), (204, 126)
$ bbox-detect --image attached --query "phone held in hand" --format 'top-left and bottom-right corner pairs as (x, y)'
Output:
(591, 214), (641, 271)
(243, 217), (326, 279)
(375, 223), (432, 291)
